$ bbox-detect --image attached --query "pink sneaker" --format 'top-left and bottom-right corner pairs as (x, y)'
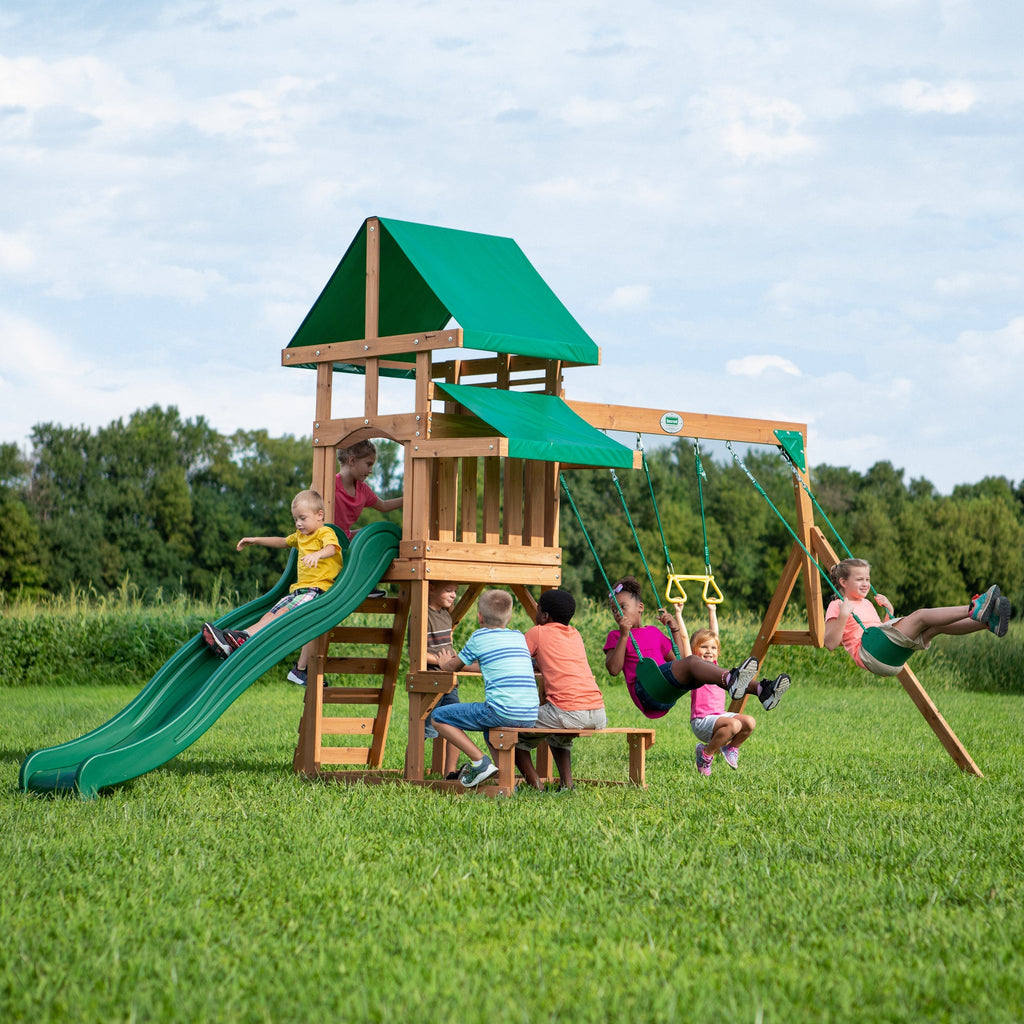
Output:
(695, 743), (713, 777)
(721, 745), (740, 770)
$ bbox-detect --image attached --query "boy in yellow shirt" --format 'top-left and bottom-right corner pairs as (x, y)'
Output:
(202, 489), (342, 671)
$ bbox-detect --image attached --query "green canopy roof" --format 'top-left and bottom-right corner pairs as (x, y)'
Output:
(436, 382), (634, 468)
(285, 218), (600, 374)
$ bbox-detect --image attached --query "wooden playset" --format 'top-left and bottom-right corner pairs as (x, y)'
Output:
(281, 216), (982, 795)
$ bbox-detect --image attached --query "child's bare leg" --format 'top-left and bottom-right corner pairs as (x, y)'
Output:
(443, 742), (459, 776)
(430, 721), (484, 761)
(728, 713), (756, 747)
(244, 606), (288, 637)
(515, 748), (542, 790)
(551, 747), (573, 789)
(295, 637), (318, 671)
(705, 717), (742, 758)
(897, 606), (986, 644)
(669, 654), (735, 689)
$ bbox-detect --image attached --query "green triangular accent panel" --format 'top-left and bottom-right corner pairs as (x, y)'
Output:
(774, 429), (806, 473)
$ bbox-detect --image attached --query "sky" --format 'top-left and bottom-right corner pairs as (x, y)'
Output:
(1, 0), (1022, 493)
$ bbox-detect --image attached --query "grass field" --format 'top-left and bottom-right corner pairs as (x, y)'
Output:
(4, 620), (1024, 1024)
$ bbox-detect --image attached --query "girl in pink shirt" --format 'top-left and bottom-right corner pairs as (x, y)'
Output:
(334, 440), (403, 539)
(823, 558), (1010, 675)
(683, 604), (789, 776)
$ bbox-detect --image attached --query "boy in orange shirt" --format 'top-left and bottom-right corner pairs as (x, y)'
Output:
(516, 589), (606, 792)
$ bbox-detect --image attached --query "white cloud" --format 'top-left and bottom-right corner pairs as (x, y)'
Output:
(691, 88), (815, 163)
(893, 78), (977, 114)
(557, 95), (664, 127)
(946, 317), (1024, 394)
(725, 355), (802, 378)
(0, 232), (34, 274)
(604, 285), (652, 311)
(934, 271), (1020, 297)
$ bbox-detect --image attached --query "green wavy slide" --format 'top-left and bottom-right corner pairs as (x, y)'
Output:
(19, 521), (400, 799)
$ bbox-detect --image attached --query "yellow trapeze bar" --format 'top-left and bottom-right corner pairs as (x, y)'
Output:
(665, 573), (725, 607)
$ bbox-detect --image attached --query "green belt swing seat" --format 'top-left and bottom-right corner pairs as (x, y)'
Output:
(858, 623), (917, 676)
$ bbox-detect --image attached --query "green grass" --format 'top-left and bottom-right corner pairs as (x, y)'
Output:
(4, 662), (1024, 1023)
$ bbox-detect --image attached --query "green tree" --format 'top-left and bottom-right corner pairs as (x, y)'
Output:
(0, 441), (48, 594)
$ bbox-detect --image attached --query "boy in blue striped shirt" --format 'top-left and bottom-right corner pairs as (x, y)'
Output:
(431, 589), (539, 787)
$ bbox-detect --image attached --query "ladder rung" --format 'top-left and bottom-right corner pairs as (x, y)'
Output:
(319, 717), (376, 735)
(318, 747), (372, 765)
(323, 686), (384, 704)
(325, 657), (389, 674)
(326, 626), (395, 644)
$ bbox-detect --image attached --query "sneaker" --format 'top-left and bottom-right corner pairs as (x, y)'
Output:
(969, 585), (1000, 624)
(989, 595), (1011, 638)
(459, 756), (499, 788)
(287, 664), (307, 686)
(202, 622), (239, 659)
(758, 673), (791, 711)
(367, 589), (386, 599)
(445, 770), (462, 781)
(695, 743), (713, 777)
(721, 745), (740, 770)
(724, 657), (759, 700)
(222, 629), (249, 652)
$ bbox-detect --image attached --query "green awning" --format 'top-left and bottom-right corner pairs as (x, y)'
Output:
(436, 383), (634, 468)
(285, 218), (600, 373)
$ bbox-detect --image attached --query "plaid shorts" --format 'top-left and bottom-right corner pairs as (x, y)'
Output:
(269, 587), (323, 615)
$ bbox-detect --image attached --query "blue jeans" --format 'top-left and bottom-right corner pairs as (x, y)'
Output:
(429, 701), (537, 745)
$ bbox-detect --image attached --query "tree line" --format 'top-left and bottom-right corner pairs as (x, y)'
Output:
(2, 405), (1022, 618)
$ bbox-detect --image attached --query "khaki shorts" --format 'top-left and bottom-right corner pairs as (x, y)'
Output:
(859, 620), (928, 677)
(515, 701), (607, 750)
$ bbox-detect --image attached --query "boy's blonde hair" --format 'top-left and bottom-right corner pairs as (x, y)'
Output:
(690, 628), (720, 657)
(292, 489), (325, 514)
(478, 589), (514, 628)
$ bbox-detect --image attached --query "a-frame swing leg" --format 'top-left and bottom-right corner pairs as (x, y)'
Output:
(893, 664), (983, 776)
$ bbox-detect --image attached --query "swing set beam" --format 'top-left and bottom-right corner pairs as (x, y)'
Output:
(565, 401), (806, 445)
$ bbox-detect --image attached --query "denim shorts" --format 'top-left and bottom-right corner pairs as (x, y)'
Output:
(429, 701), (537, 743)
(424, 685), (460, 740)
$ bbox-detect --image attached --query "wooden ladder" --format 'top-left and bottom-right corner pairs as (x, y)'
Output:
(293, 588), (411, 777)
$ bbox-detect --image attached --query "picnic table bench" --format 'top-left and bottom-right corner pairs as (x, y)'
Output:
(485, 726), (656, 796)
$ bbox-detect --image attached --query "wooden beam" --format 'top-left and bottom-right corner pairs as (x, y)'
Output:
(281, 328), (463, 368)
(398, 542), (560, 565)
(410, 438), (509, 459)
(312, 413), (423, 448)
(503, 457), (524, 546)
(565, 400), (806, 446)
(482, 457), (501, 545)
(895, 665), (983, 777)
(389, 559), (563, 585)
(460, 456), (478, 544)
(364, 217), (380, 340)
